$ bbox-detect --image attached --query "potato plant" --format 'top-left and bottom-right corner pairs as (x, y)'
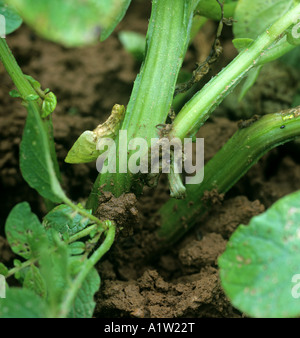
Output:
(0, 0), (300, 318)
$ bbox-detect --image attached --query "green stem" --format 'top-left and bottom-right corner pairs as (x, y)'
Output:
(63, 197), (108, 232)
(0, 38), (61, 197)
(68, 224), (97, 243)
(157, 107), (300, 245)
(6, 258), (35, 279)
(57, 222), (116, 318)
(170, 4), (300, 140)
(87, 0), (201, 211)
(0, 39), (38, 102)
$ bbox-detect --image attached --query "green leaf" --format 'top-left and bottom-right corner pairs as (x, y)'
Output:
(25, 94), (39, 101)
(5, 202), (48, 260)
(42, 92), (57, 118)
(68, 256), (83, 276)
(43, 204), (92, 237)
(39, 234), (71, 312)
(232, 38), (254, 52)
(20, 102), (66, 203)
(233, 0), (294, 39)
(23, 265), (47, 299)
(100, 0), (132, 42)
(68, 242), (86, 256)
(5, 0), (132, 47)
(0, 288), (47, 318)
(119, 31), (146, 62)
(65, 130), (100, 164)
(9, 89), (21, 98)
(0, 0), (22, 35)
(68, 267), (100, 318)
(12, 259), (24, 281)
(24, 74), (57, 118)
(197, 0), (238, 21)
(219, 190), (300, 318)
(0, 263), (8, 277)
(238, 66), (262, 101)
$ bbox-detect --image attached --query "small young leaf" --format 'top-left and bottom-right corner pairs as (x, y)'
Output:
(25, 94), (39, 101)
(119, 31), (146, 62)
(23, 265), (47, 299)
(0, 288), (47, 318)
(68, 267), (100, 318)
(0, 0), (22, 35)
(43, 204), (92, 236)
(5, 202), (48, 260)
(232, 38), (254, 53)
(68, 242), (86, 256)
(41, 92), (57, 118)
(20, 102), (66, 203)
(9, 89), (21, 98)
(12, 259), (28, 282)
(219, 189), (300, 318)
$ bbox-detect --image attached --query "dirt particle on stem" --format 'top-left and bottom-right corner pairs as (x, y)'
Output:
(96, 192), (139, 236)
(202, 188), (225, 206)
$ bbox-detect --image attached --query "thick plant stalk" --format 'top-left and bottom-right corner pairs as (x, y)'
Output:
(170, 3), (300, 140)
(87, 0), (200, 211)
(157, 107), (300, 245)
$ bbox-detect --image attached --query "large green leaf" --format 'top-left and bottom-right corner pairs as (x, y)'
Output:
(5, 202), (48, 260)
(5, 0), (132, 46)
(0, 0), (22, 35)
(20, 102), (66, 203)
(0, 288), (47, 318)
(68, 267), (100, 318)
(233, 0), (294, 39)
(219, 190), (300, 318)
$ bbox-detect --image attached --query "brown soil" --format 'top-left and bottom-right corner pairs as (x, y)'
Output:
(1, 0), (300, 318)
